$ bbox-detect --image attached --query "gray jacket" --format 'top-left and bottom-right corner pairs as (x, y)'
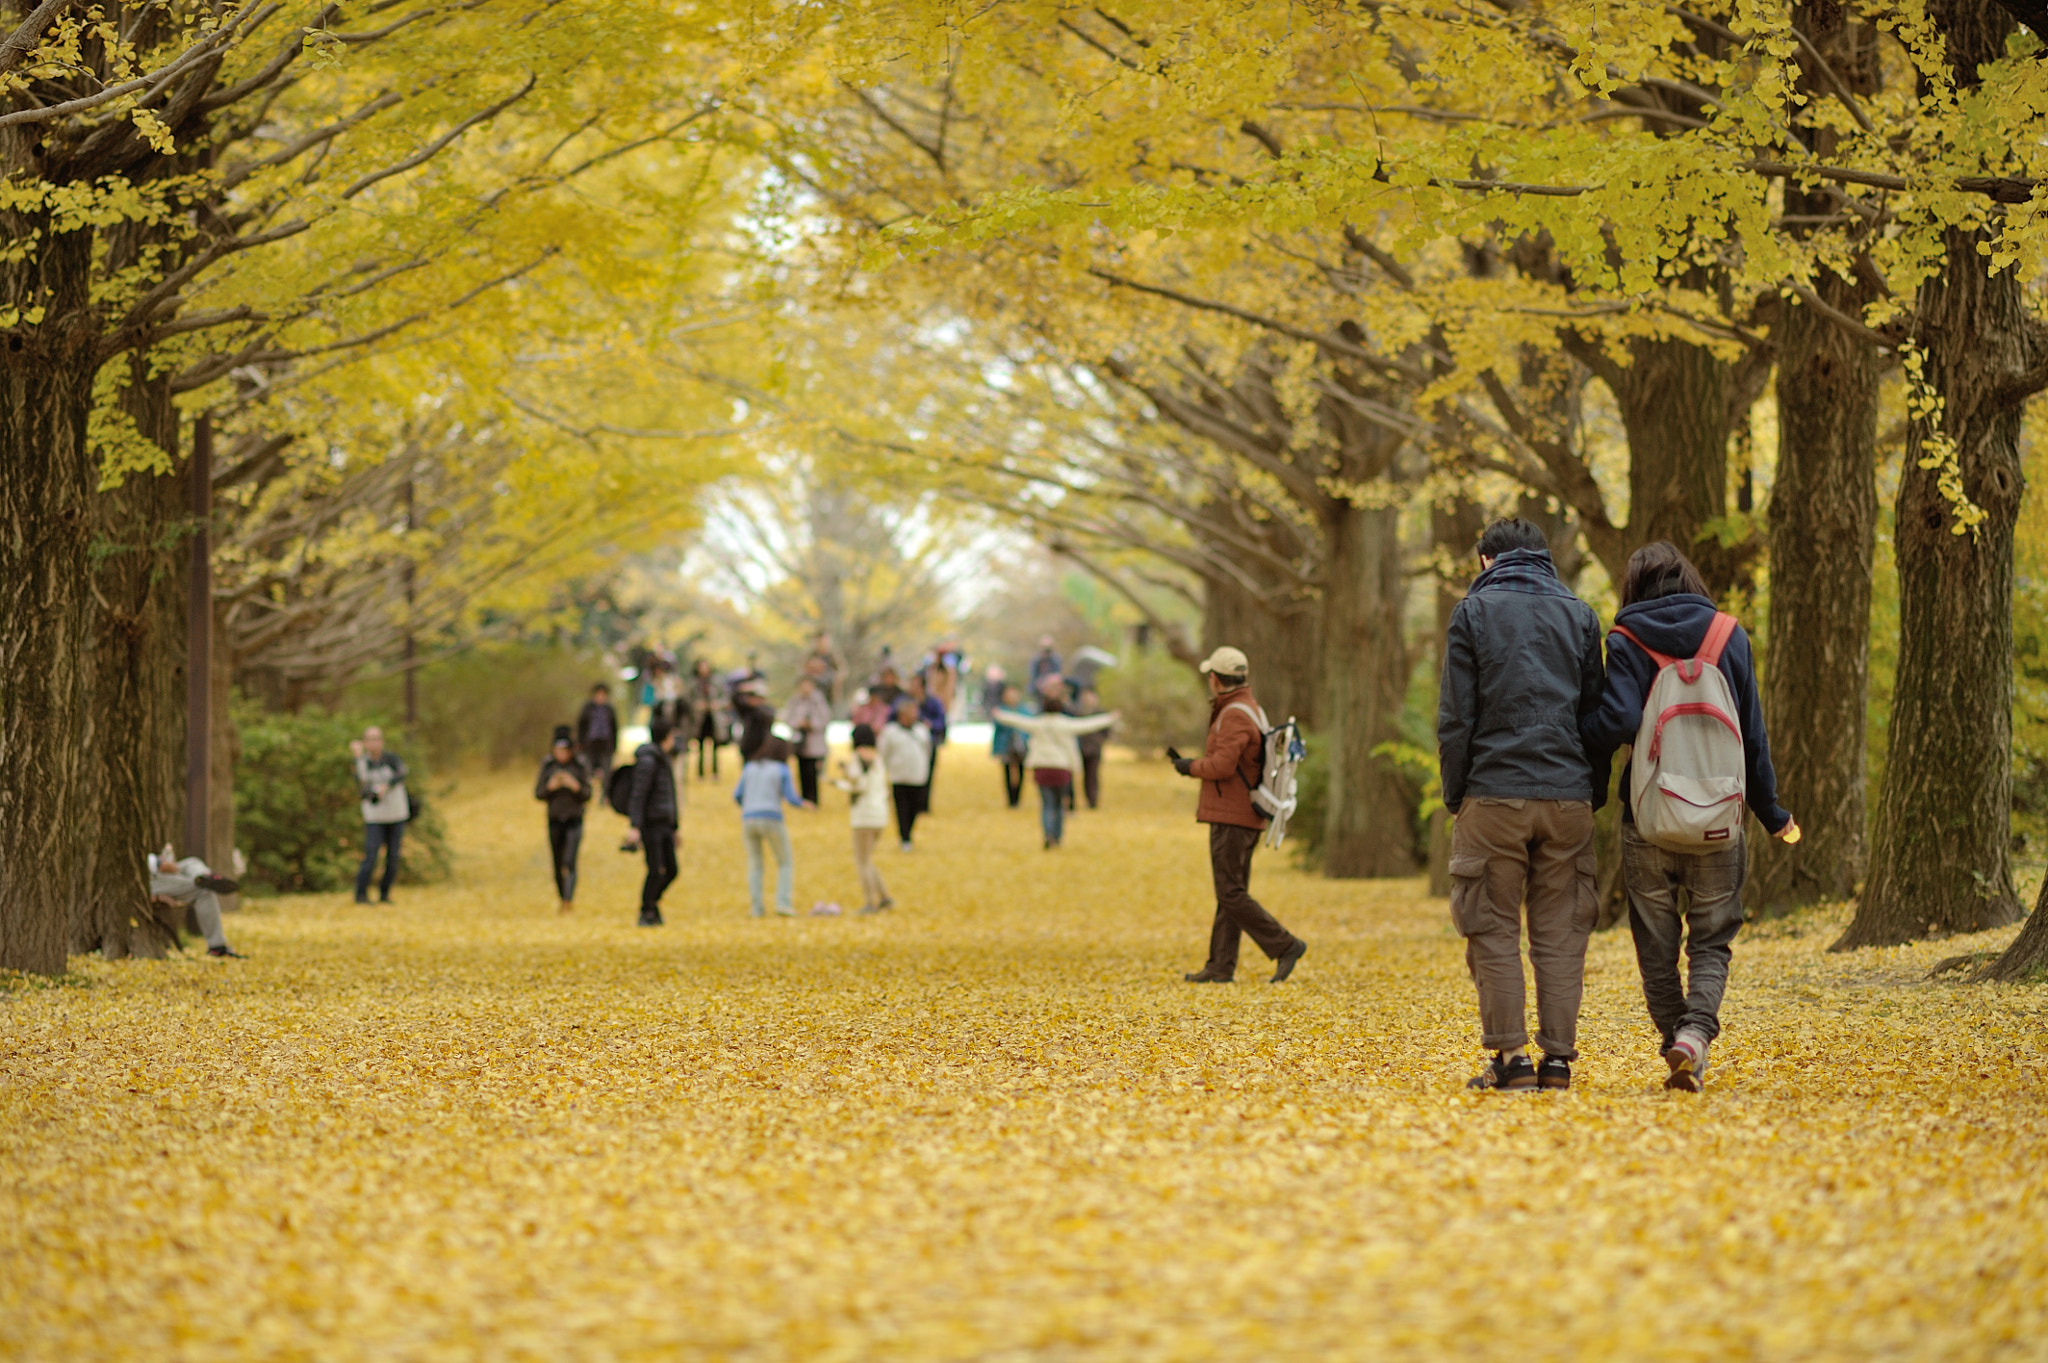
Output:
(1437, 549), (1606, 812)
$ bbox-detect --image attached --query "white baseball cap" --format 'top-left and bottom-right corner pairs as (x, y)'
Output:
(1198, 646), (1249, 676)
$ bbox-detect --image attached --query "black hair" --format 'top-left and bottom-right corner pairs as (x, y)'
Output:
(1212, 673), (1247, 689)
(1618, 541), (1712, 607)
(1041, 693), (1066, 714)
(1477, 517), (1549, 559)
(552, 724), (573, 744)
(591, 682), (609, 695)
(651, 719), (674, 747)
(758, 736), (791, 764)
(850, 723), (877, 748)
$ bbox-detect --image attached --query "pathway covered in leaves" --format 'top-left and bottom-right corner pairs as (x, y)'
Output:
(4, 753), (2046, 1360)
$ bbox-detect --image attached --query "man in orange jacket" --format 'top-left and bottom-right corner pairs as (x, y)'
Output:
(1171, 646), (1308, 984)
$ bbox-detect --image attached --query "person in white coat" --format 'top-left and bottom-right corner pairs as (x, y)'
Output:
(878, 699), (933, 851)
(834, 723), (896, 914)
(993, 694), (1119, 849)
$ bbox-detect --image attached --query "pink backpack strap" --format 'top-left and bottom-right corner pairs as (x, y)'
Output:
(1696, 612), (1738, 667)
(1609, 624), (1675, 669)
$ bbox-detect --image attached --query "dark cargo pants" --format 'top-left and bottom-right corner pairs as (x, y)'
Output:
(1203, 822), (1297, 978)
(1448, 798), (1597, 1060)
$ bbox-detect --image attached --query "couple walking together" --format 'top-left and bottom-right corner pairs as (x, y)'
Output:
(1441, 519), (1798, 1094)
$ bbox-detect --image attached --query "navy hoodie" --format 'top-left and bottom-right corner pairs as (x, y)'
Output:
(1580, 592), (1791, 834)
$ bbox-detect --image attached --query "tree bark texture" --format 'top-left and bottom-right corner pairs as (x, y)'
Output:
(1428, 496), (1486, 896)
(1318, 498), (1416, 877)
(210, 603), (240, 909)
(0, 223), (97, 974)
(1611, 337), (1741, 591)
(1750, 5), (1884, 916)
(1202, 571), (1321, 729)
(74, 369), (188, 958)
(1752, 280), (1880, 913)
(1840, 0), (2031, 949)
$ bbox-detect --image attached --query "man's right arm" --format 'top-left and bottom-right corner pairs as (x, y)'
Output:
(1437, 602), (1477, 814)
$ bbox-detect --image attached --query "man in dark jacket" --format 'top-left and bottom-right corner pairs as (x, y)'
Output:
(623, 720), (681, 926)
(1437, 519), (1605, 1092)
(1172, 646), (1307, 985)
(575, 684), (619, 778)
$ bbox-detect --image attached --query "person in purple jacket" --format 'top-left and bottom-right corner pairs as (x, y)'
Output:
(1581, 541), (1801, 1092)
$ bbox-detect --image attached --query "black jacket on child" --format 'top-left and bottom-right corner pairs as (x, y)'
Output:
(1579, 592), (1791, 834)
(1437, 547), (1607, 812)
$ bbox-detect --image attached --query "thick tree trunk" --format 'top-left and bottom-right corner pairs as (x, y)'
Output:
(1428, 496), (1486, 896)
(0, 229), (98, 974)
(1839, 232), (2028, 948)
(1839, 1), (2029, 950)
(1980, 873), (2048, 981)
(1751, 279), (1880, 913)
(210, 606), (240, 907)
(74, 371), (188, 957)
(1202, 571), (1320, 729)
(1611, 337), (1739, 588)
(1319, 499), (1415, 877)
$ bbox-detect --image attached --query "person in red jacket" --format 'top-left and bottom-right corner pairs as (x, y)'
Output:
(1171, 646), (1308, 984)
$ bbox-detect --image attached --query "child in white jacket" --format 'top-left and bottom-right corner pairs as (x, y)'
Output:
(835, 723), (895, 914)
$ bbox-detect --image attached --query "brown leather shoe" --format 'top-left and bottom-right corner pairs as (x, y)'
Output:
(1183, 969), (1234, 983)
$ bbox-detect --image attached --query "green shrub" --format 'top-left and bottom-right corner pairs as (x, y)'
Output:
(1096, 648), (1210, 756)
(233, 699), (452, 894)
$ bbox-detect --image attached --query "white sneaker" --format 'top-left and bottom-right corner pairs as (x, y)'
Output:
(1663, 1028), (1711, 1092)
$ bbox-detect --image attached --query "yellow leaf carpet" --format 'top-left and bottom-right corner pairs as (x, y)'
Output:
(5, 752), (2047, 1361)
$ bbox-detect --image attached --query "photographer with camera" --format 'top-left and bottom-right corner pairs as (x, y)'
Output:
(1170, 647), (1307, 985)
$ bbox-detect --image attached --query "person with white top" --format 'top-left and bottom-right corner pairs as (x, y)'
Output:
(879, 698), (934, 851)
(147, 845), (242, 957)
(348, 726), (409, 905)
(993, 694), (1119, 850)
(835, 723), (895, 914)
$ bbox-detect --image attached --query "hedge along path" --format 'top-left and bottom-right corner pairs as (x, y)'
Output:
(2, 751), (2046, 1361)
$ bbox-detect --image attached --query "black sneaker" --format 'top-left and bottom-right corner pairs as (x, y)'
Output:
(196, 874), (239, 894)
(638, 910), (664, 928)
(1538, 1056), (1572, 1091)
(1467, 1053), (1538, 1092)
(1269, 939), (1307, 983)
(207, 946), (245, 959)
(1183, 969), (1234, 983)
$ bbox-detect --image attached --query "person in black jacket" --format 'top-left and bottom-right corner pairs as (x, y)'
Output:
(622, 720), (682, 927)
(1581, 541), (1799, 1092)
(1437, 518), (1606, 1093)
(732, 678), (776, 762)
(574, 684), (619, 779)
(536, 725), (593, 913)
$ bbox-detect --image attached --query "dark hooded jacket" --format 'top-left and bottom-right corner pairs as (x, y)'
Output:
(626, 741), (679, 829)
(1437, 548), (1606, 811)
(1580, 592), (1791, 834)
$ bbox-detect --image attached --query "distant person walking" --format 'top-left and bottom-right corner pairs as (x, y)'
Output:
(733, 678), (776, 761)
(993, 693), (1117, 850)
(575, 683), (619, 778)
(735, 736), (812, 917)
(835, 723), (895, 914)
(784, 675), (833, 804)
(1437, 518), (1604, 1092)
(909, 672), (948, 811)
(879, 698), (933, 851)
(536, 725), (592, 913)
(1074, 688), (1110, 809)
(979, 664), (1007, 719)
(688, 659), (727, 778)
(1029, 635), (1062, 692)
(349, 726), (409, 905)
(1582, 542), (1799, 1093)
(624, 720), (682, 927)
(147, 844), (243, 957)
(1170, 648), (1305, 982)
(807, 632), (843, 703)
(991, 684), (1029, 808)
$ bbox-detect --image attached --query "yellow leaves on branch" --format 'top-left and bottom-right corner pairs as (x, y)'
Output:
(1900, 341), (1988, 539)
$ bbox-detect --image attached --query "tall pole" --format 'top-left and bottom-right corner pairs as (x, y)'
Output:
(184, 414), (212, 857)
(402, 472), (416, 727)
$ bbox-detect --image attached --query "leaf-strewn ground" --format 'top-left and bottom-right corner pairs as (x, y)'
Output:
(5, 753), (2047, 1361)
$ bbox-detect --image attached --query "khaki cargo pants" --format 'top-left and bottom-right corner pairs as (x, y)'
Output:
(1448, 798), (1598, 1060)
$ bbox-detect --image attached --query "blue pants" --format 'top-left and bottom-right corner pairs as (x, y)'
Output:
(744, 819), (794, 915)
(1039, 781), (1066, 844)
(356, 821), (404, 900)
